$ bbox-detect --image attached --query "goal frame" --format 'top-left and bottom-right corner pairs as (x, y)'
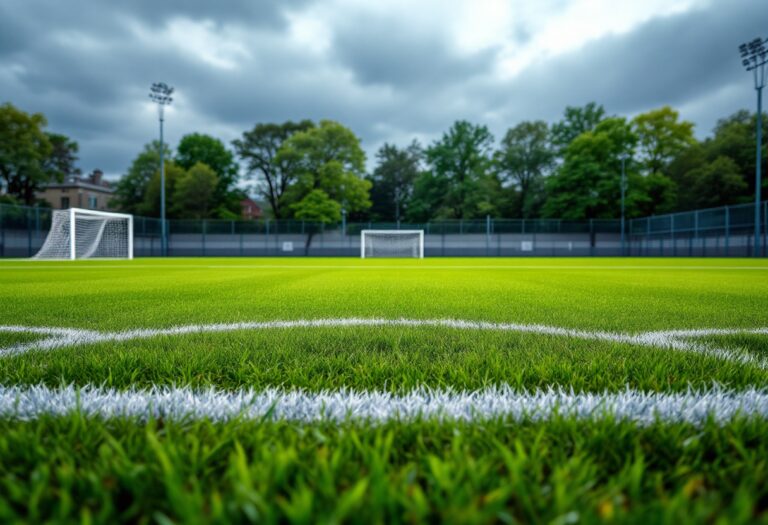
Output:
(67, 208), (134, 260)
(360, 229), (424, 259)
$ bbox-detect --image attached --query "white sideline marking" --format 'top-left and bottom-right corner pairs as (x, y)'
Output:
(2, 263), (768, 270)
(1, 384), (767, 425)
(1, 318), (767, 369)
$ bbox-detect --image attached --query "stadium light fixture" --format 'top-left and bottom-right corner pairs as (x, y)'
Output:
(739, 37), (767, 256)
(149, 82), (174, 256)
(618, 152), (630, 256)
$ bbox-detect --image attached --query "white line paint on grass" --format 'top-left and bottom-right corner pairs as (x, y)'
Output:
(1, 318), (767, 369)
(1, 384), (767, 425)
(2, 264), (768, 271)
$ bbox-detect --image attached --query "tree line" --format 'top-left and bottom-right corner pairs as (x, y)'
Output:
(1, 101), (765, 221)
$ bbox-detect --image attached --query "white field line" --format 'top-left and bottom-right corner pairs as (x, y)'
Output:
(1, 384), (768, 425)
(1, 318), (767, 369)
(2, 264), (768, 270)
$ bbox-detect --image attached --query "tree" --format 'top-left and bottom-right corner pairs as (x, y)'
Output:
(495, 121), (554, 218)
(291, 189), (342, 223)
(139, 161), (185, 218)
(277, 120), (371, 217)
(632, 106), (696, 176)
(423, 120), (497, 219)
(233, 120), (315, 218)
(42, 133), (80, 181)
(0, 103), (55, 204)
(367, 141), (422, 222)
(405, 170), (451, 222)
(550, 102), (606, 154)
(176, 133), (240, 217)
(276, 120), (371, 253)
(112, 141), (171, 214)
(685, 156), (748, 209)
(666, 110), (767, 210)
(543, 117), (642, 219)
(172, 162), (219, 219)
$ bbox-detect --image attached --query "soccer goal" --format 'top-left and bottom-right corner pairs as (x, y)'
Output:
(361, 230), (424, 258)
(33, 208), (133, 260)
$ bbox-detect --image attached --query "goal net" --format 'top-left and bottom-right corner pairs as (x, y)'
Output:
(33, 208), (133, 260)
(361, 230), (424, 258)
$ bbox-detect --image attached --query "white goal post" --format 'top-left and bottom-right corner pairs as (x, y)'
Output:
(361, 230), (424, 258)
(33, 208), (134, 260)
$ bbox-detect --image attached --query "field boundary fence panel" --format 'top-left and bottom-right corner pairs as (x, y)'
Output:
(1, 201), (765, 257)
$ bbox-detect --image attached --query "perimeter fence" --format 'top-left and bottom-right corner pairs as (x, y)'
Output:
(0, 201), (765, 257)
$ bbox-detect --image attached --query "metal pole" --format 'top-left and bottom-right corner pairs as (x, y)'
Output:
(621, 157), (626, 256)
(755, 84), (763, 257)
(159, 111), (167, 257)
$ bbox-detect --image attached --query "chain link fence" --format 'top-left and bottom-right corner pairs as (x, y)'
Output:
(1, 201), (765, 257)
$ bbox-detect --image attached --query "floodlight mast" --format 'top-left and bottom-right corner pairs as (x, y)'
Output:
(739, 37), (767, 257)
(149, 82), (174, 256)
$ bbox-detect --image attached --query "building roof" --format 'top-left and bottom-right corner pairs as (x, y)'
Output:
(44, 180), (115, 193)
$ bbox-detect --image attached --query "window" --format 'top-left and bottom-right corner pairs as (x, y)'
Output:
(61, 196), (70, 209)
(88, 195), (98, 209)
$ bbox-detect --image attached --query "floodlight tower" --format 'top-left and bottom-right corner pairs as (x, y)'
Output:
(149, 82), (174, 256)
(739, 37), (767, 256)
(618, 152), (630, 256)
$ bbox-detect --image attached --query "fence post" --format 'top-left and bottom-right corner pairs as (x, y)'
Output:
(764, 201), (767, 257)
(670, 214), (676, 256)
(27, 208), (32, 257)
(202, 220), (207, 256)
(693, 210), (699, 256)
(485, 215), (490, 256)
(725, 205), (730, 256)
(265, 219), (270, 256)
(589, 219), (594, 256)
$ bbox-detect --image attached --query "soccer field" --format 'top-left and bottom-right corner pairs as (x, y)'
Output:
(2, 257), (768, 523)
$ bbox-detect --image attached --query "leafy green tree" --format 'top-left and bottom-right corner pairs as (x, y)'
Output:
(367, 141), (422, 222)
(684, 156), (748, 209)
(0, 103), (58, 204)
(633, 106), (696, 176)
(708, 111), (767, 197)
(291, 189), (342, 223)
(233, 121), (315, 218)
(172, 162), (219, 219)
(42, 133), (80, 181)
(139, 161), (185, 218)
(543, 118), (641, 219)
(176, 133), (240, 217)
(277, 120), (371, 218)
(405, 170), (451, 222)
(550, 102), (606, 154)
(423, 120), (498, 219)
(667, 110), (767, 210)
(112, 141), (171, 214)
(495, 121), (554, 218)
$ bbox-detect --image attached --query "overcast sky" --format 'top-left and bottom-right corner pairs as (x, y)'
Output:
(1, 0), (766, 180)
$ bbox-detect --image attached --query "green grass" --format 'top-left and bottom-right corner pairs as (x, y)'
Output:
(2, 257), (768, 523)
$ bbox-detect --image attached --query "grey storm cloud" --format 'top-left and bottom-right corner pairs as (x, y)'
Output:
(492, 0), (768, 134)
(330, 12), (500, 88)
(0, 0), (766, 178)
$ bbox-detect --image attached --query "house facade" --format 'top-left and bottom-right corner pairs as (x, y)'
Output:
(240, 198), (263, 220)
(37, 170), (114, 210)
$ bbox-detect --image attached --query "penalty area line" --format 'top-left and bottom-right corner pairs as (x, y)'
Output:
(1, 384), (767, 425)
(1, 318), (767, 370)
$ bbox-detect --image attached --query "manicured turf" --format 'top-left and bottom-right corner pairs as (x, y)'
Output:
(1, 257), (768, 523)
